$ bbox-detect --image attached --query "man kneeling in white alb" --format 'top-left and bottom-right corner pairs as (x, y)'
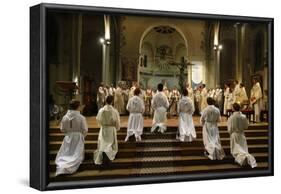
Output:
(177, 88), (196, 142)
(94, 95), (120, 165)
(151, 83), (169, 133)
(125, 87), (145, 142)
(55, 99), (88, 176)
(200, 97), (225, 160)
(227, 103), (257, 168)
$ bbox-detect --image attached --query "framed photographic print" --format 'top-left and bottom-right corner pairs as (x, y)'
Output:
(30, 3), (274, 191)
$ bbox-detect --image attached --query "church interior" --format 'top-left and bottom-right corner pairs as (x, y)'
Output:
(47, 10), (270, 181)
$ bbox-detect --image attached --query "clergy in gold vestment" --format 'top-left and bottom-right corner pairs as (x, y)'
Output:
(169, 87), (180, 116)
(236, 83), (248, 104)
(233, 80), (240, 103)
(250, 79), (263, 122)
(97, 83), (106, 110)
(129, 84), (137, 99)
(226, 88), (235, 111)
(227, 103), (257, 168)
(200, 84), (208, 114)
(114, 83), (125, 114)
(186, 84), (194, 107)
(94, 96), (120, 165)
(223, 84), (230, 115)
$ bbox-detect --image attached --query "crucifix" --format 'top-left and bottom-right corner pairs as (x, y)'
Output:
(169, 57), (194, 92)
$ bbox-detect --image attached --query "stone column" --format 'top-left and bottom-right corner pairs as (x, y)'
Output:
(102, 15), (111, 85)
(214, 21), (220, 88)
(235, 23), (245, 83)
(71, 14), (83, 101)
(78, 14), (82, 94)
(263, 26), (269, 92)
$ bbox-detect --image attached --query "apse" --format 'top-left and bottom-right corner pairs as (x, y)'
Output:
(138, 25), (188, 90)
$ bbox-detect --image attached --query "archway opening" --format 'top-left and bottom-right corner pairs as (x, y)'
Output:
(138, 25), (188, 90)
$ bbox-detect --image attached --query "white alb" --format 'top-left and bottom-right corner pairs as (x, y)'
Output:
(55, 110), (88, 176)
(151, 91), (169, 133)
(227, 111), (257, 168)
(126, 95), (145, 141)
(200, 105), (225, 160)
(94, 105), (120, 165)
(177, 96), (196, 142)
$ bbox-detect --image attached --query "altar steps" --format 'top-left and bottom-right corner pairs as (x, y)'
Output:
(48, 124), (269, 182)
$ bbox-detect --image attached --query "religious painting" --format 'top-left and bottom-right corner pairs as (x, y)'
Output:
(30, 3), (273, 191)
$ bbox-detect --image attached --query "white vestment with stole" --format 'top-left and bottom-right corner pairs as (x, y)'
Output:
(94, 105), (120, 165)
(151, 91), (169, 133)
(126, 96), (145, 141)
(177, 96), (196, 142)
(55, 110), (88, 176)
(200, 105), (225, 160)
(227, 112), (257, 168)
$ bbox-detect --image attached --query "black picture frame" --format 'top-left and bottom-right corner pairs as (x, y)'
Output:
(30, 3), (274, 191)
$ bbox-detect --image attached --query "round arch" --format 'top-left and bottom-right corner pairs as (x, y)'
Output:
(139, 23), (189, 55)
(138, 24), (190, 83)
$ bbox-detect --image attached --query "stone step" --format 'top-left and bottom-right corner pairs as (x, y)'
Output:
(49, 153), (268, 172)
(48, 129), (268, 141)
(49, 124), (268, 133)
(48, 137), (268, 150)
(48, 123), (269, 183)
(49, 162), (268, 181)
(49, 144), (268, 160)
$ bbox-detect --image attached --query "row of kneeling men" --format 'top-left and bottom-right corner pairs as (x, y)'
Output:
(55, 83), (257, 176)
